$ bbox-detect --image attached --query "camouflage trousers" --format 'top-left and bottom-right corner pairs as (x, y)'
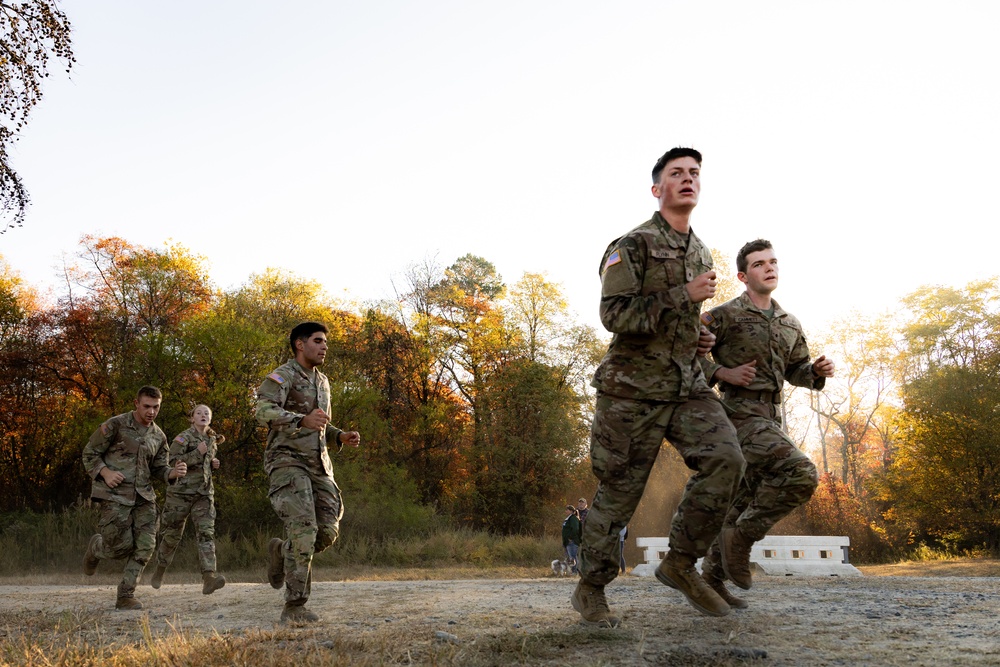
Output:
(93, 498), (158, 597)
(580, 389), (745, 587)
(155, 491), (217, 573)
(268, 466), (344, 604)
(703, 404), (819, 579)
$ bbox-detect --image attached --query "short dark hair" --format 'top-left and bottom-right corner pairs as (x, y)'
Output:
(289, 321), (328, 354)
(137, 385), (162, 401)
(737, 239), (773, 273)
(652, 147), (702, 183)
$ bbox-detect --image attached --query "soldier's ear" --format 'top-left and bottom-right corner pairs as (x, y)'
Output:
(737, 271), (749, 286)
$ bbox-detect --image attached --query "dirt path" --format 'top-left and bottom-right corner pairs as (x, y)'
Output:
(2, 574), (999, 665)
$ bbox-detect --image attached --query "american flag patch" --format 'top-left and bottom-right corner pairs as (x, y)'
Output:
(268, 373), (285, 384)
(701, 312), (715, 325)
(603, 250), (622, 271)
(100, 422), (110, 436)
(174, 434), (187, 444)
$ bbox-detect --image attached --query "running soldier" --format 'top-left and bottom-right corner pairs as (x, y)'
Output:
(150, 403), (227, 594)
(698, 239), (834, 607)
(256, 321), (361, 624)
(573, 147), (746, 626)
(82, 386), (187, 610)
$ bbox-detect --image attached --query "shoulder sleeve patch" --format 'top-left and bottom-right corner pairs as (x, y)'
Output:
(174, 434), (186, 444)
(100, 422), (110, 436)
(700, 312), (715, 325)
(267, 372), (285, 384)
(602, 250), (622, 273)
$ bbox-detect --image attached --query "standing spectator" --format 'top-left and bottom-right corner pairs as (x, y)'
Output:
(562, 505), (582, 574)
(577, 498), (590, 525)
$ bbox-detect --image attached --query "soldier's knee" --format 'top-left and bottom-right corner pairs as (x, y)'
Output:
(314, 523), (340, 553)
(704, 440), (746, 474)
(782, 456), (819, 496)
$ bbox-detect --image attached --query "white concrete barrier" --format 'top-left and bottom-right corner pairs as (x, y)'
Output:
(631, 535), (863, 578)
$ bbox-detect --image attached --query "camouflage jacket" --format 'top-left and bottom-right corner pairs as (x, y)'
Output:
(166, 425), (220, 496)
(255, 358), (343, 477)
(591, 211), (714, 401)
(82, 411), (173, 506)
(699, 292), (824, 413)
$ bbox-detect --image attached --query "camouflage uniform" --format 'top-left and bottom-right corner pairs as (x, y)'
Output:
(154, 425), (222, 573)
(82, 411), (173, 600)
(699, 292), (821, 578)
(581, 212), (745, 586)
(256, 358), (345, 605)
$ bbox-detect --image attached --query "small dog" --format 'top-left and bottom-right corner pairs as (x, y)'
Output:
(551, 559), (572, 576)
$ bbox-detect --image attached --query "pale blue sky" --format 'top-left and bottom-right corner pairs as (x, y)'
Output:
(3, 0), (998, 335)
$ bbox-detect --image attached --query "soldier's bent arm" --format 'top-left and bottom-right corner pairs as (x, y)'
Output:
(696, 310), (726, 385)
(255, 373), (303, 432)
(169, 434), (203, 468)
(598, 237), (696, 335)
(81, 420), (117, 479)
(324, 424), (345, 452)
(151, 435), (177, 485)
(785, 320), (825, 391)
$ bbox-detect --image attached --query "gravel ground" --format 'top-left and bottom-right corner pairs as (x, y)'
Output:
(1, 572), (999, 666)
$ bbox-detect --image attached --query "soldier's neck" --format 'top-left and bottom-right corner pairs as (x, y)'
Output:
(193, 424), (209, 434)
(747, 290), (772, 310)
(659, 208), (692, 234)
(294, 355), (319, 371)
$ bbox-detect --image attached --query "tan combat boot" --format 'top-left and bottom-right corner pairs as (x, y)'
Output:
(150, 564), (167, 589)
(115, 595), (143, 610)
(655, 551), (731, 617)
(719, 527), (755, 590)
(702, 570), (748, 609)
(571, 580), (621, 627)
(267, 537), (285, 589)
(83, 534), (101, 576)
(700, 543), (746, 608)
(202, 571), (226, 594)
(281, 602), (320, 624)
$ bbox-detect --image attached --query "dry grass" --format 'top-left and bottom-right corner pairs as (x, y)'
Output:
(858, 557), (1000, 578)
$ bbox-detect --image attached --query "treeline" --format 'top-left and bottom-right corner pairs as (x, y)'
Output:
(0, 236), (604, 538)
(2, 236), (999, 562)
(775, 278), (1000, 560)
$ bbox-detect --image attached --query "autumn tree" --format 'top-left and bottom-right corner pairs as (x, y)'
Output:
(802, 312), (898, 492)
(469, 359), (584, 533)
(876, 279), (1000, 553)
(46, 236), (214, 416)
(505, 271), (606, 428)
(0, 1), (74, 231)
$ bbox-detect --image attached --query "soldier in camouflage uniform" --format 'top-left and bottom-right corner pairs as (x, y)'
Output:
(698, 239), (834, 608)
(572, 147), (746, 626)
(256, 321), (361, 624)
(82, 386), (188, 610)
(150, 404), (226, 594)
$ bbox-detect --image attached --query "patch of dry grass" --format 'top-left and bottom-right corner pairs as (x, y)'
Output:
(858, 558), (1000, 578)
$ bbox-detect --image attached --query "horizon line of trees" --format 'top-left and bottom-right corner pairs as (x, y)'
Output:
(1, 236), (998, 559)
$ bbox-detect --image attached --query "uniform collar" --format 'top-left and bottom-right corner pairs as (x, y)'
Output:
(289, 357), (318, 380)
(652, 211), (695, 249)
(738, 291), (787, 318)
